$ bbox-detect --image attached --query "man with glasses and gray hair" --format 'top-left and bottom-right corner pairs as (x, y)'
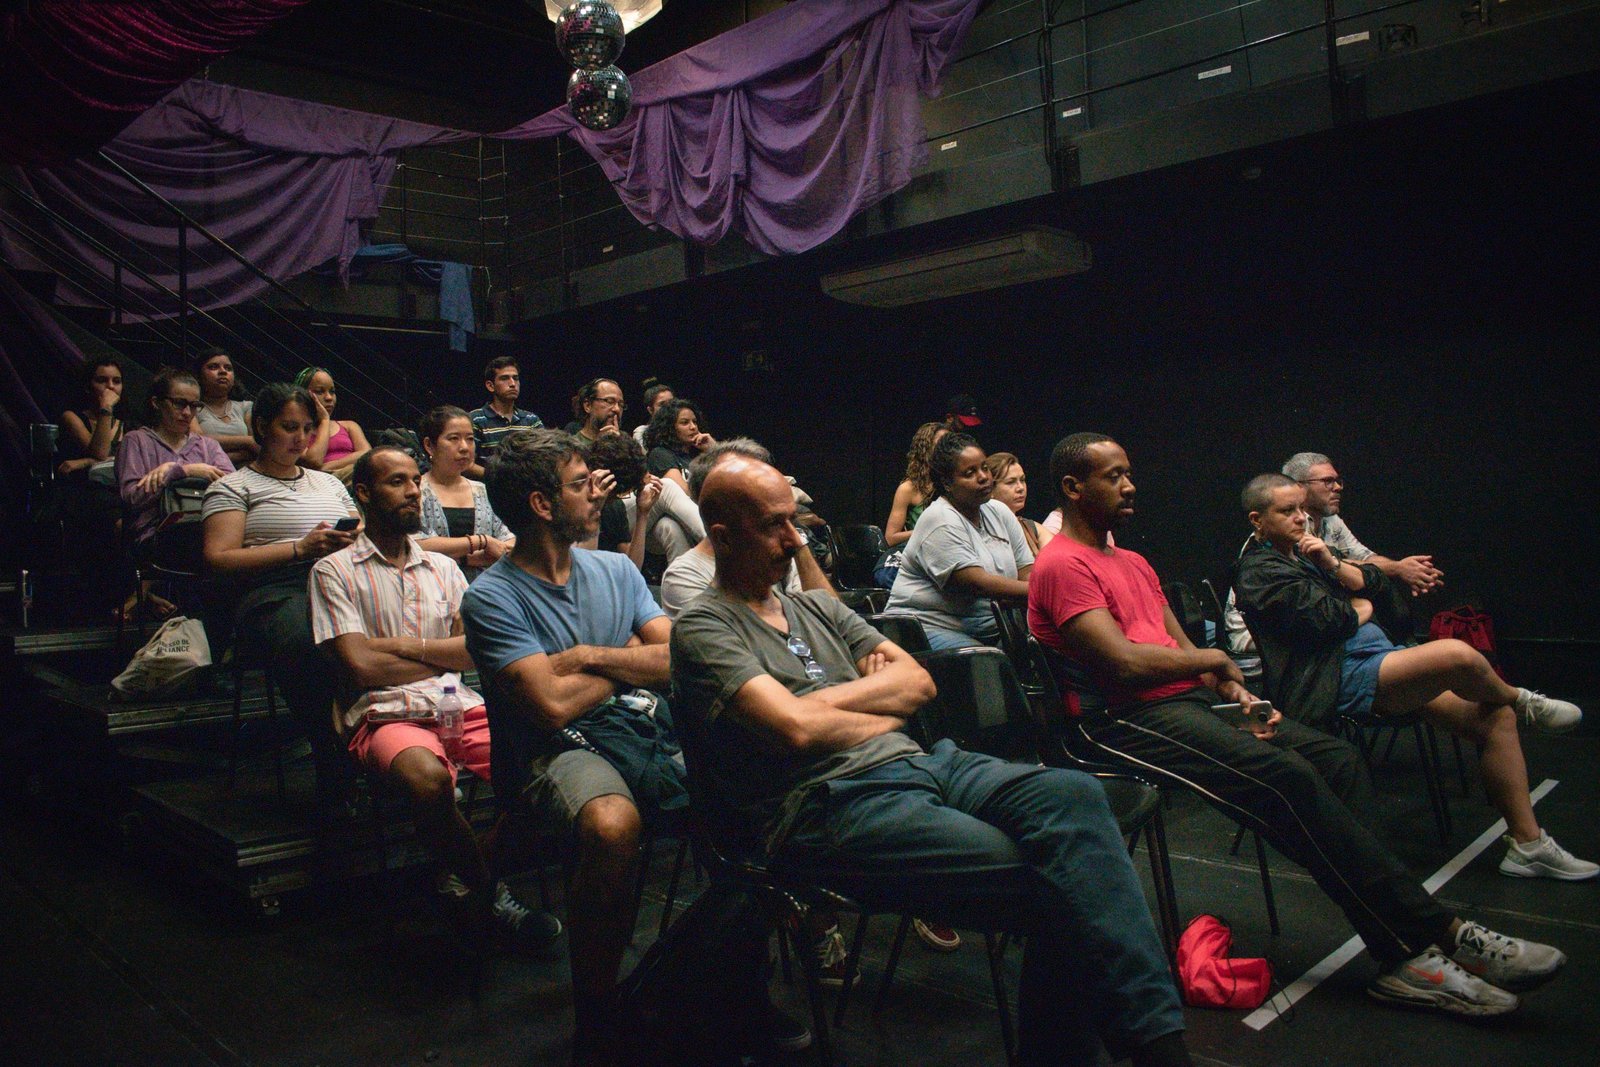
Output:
(1224, 451), (1443, 655)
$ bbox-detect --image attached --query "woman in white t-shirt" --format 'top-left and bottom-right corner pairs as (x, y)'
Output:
(192, 347), (257, 466)
(885, 432), (1034, 650)
(203, 382), (359, 805)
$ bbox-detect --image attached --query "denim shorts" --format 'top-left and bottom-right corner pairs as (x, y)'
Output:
(1336, 622), (1398, 719)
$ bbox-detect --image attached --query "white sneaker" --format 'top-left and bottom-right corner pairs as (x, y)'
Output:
(1514, 689), (1582, 733)
(1500, 831), (1600, 881)
(1367, 947), (1518, 1016)
(1450, 920), (1565, 992)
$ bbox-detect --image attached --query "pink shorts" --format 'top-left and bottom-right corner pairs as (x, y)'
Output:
(347, 704), (492, 786)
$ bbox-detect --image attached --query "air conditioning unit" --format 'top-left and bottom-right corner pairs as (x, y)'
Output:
(821, 226), (1091, 307)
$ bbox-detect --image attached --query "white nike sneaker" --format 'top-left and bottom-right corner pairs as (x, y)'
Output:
(1500, 831), (1600, 881)
(1450, 920), (1566, 992)
(1514, 688), (1582, 733)
(1367, 947), (1518, 1017)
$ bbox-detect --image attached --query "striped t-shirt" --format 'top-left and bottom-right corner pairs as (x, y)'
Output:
(202, 466), (355, 546)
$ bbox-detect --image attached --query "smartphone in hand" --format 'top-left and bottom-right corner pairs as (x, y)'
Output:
(1212, 700), (1273, 732)
(333, 517), (359, 532)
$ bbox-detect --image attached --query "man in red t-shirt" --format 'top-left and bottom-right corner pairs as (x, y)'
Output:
(1027, 432), (1566, 1020)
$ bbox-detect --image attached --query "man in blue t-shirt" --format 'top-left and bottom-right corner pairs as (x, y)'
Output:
(461, 428), (672, 1067)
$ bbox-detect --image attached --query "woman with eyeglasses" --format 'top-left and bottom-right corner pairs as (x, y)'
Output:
(885, 432), (1034, 651)
(115, 366), (233, 547)
(642, 398), (714, 493)
(193, 347), (258, 466)
(296, 366), (371, 481)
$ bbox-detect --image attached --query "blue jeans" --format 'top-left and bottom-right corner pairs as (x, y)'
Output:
(776, 740), (1183, 1066)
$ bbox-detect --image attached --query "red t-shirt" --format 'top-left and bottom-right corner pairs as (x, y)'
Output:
(1028, 535), (1202, 712)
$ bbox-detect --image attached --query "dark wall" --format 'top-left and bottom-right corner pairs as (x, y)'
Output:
(446, 73), (1599, 643)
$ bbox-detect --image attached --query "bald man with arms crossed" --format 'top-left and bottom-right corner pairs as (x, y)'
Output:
(670, 455), (1193, 1067)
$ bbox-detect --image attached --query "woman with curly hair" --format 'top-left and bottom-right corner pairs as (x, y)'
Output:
(884, 421), (946, 548)
(642, 397), (714, 492)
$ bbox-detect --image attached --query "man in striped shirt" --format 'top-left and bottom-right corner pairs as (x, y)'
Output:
(467, 355), (543, 478)
(309, 446), (560, 951)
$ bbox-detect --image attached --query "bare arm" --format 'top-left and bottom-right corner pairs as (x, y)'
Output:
(321, 421), (371, 472)
(367, 632), (476, 673)
(1061, 606), (1233, 693)
(494, 652), (619, 731)
(546, 615), (672, 690)
(203, 511), (358, 574)
(301, 412), (334, 467)
(323, 632), (447, 688)
(883, 481), (919, 547)
(724, 674), (911, 754)
(808, 640), (933, 716)
(793, 544), (836, 597)
(946, 565), (1030, 601)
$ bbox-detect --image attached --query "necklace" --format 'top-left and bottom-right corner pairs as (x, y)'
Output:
(249, 462), (304, 482)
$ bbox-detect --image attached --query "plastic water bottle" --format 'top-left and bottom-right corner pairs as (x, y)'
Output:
(437, 683), (463, 759)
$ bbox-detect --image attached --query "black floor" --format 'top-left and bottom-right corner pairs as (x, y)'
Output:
(4, 666), (1598, 1066)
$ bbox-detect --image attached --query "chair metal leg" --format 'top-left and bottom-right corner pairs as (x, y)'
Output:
(1228, 822), (1247, 857)
(227, 663), (244, 791)
(267, 672), (285, 801)
(873, 914), (913, 1015)
(833, 913), (871, 1027)
(1146, 812), (1181, 968)
(776, 920), (794, 985)
(984, 932), (1018, 1066)
(658, 837), (689, 938)
(1449, 733), (1471, 797)
(790, 910), (835, 1067)
(1253, 831), (1280, 936)
(1414, 723), (1452, 843)
(631, 826), (657, 935)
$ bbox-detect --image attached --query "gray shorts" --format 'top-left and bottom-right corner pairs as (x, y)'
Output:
(523, 747), (636, 835)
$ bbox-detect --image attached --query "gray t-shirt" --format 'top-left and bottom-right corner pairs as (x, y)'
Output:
(671, 588), (922, 851)
(659, 546), (801, 620)
(195, 399), (252, 438)
(886, 496), (1033, 636)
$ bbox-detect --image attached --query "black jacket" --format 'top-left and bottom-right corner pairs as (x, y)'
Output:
(1231, 538), (1392, 730)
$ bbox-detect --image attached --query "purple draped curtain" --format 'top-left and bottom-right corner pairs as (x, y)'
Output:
(0, 0), (985, 317)
(0, 0), (313, 165)
(499, 0), (986, 254)
(4, 80), (469, 314)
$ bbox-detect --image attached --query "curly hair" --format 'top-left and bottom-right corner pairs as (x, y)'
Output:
(586, 432), (648, 495)
(902, 421), (947, 499)
(642, 398), (704, 453)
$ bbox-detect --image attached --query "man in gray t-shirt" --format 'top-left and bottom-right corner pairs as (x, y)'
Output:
(670, 455), (1190, 1067)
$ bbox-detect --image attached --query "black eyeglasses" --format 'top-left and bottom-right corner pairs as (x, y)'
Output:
(1299, 476), (1343, 489)
(786, 634), (828, 683)
(161, 396), (202, 411)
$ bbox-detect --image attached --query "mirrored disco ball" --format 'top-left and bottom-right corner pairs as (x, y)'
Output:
(555, 1), (625, 71)
(567, 66), (633, 130)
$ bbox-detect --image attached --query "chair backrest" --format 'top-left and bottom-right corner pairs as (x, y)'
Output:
(865, 611), (931, 655)
(837, 587), (889, 616)
(915, 647), (1040, 764)
(988, 600), (1037, 679)
(833, 523), (889, 588)
(1162, 579), (1208, 648)
(1026, 635), (1109, 718)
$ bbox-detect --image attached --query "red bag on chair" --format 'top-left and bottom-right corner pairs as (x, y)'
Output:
(1177, 915), (1273, 1009)
(1430, 606), (1507, 680)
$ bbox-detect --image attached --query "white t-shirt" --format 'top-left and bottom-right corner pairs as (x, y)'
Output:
(659, 545), (802, 619)
(196, 399), (253, 439)
(202, 466), (355, 546)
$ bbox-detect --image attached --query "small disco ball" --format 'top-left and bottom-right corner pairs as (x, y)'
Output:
(567, 65), (633, 130)
(555, 1), (625, 72)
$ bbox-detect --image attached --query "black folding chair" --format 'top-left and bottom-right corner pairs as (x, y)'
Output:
(831, 524), (888, 590)
(863, 611), (931, 655)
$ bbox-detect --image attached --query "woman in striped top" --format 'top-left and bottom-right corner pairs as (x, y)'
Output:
(203, 382), (360, 807)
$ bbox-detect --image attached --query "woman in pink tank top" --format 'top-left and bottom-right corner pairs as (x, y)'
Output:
(297, 367), (370, 481)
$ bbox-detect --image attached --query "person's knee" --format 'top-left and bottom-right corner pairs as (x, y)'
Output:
(1435, 639), (1484, 676)
(390, 752), (454, 807)
(576, 793), (641, 857)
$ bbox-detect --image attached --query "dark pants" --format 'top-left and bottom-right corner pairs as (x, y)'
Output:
(777, 740), (1184, 1067)
(234, 565), (348, 802)
(1074, 689), (1453, 966)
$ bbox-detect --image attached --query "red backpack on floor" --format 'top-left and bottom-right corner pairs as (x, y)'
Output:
(1177, 915), (1273, 1009)
(1430, 605), (1507, 680)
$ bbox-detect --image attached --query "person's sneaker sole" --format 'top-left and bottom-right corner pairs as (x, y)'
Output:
(1499, 856), (1600, 881)
(1366, 976), (1518, 1017)
(913, 918), (962, 952)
